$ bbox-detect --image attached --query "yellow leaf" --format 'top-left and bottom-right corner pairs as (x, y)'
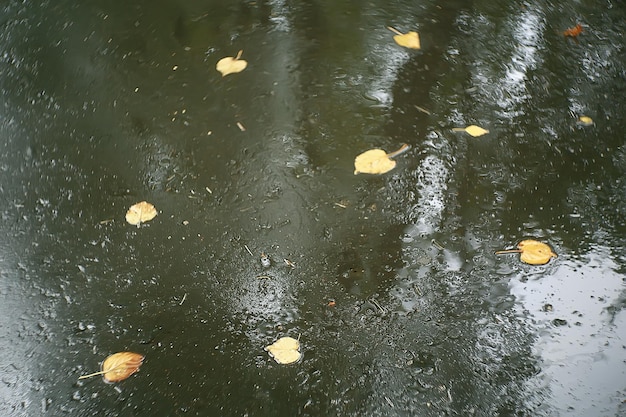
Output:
(125, 201), (158, 226)
(496, 239), (557, 265)
(265, 336), (301, 364)
(388, 27), (421, 49)
(216, 50), (247, 76)
(578, 116), (593, 126)
(354, 149), (395, 175)
(101, 352), (144, 383)
(394, 32), (421, 49)
(354, 143), (410, 175)
(78, 352), (145, 383)
(453, 125), (489, 137)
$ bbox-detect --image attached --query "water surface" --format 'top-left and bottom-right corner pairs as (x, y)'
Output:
(0, 0), (624, 416)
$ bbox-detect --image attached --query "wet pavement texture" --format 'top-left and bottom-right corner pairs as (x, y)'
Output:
(0, 0), (625, 416)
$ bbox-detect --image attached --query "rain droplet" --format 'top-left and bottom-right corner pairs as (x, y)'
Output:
(260, 253), (271, 268)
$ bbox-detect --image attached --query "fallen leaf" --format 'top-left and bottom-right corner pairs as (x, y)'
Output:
(78, 352), (145, 383)
(216, 50), (247, 76)
(563, 23), (583, 38)
(101, 352), (145, 382)
(495, 239), (557, 265)
(125, 201), (157, 226)
(354, 143), (410, 175)
(265, 336), (301, 364)
(388, 26), (421, 49)
(578, 116), (593, 126)
(452, 125), (489, 137)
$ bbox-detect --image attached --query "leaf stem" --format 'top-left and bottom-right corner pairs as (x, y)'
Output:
(386, 143), (410, 159)
(235, 50), (243, 60)
(78, 364), (123, 380)
(387, 26), (403, 36)
(495, 249), (522, 255)
(78, 370), (108, 380)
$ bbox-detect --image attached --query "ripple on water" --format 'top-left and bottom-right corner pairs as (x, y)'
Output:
(509, 245), (625, 416)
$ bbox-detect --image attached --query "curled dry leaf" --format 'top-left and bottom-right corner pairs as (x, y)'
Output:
(125, 201), (157, 226)
(452, 125), (489, 137)
(495, 239), (557, 265)
(265, 337), (302, 364)
(78, 351), (145, 383)
(354, 143), (410, 175)
(388, 27), (421, 50)
(216, 50), (248, 76)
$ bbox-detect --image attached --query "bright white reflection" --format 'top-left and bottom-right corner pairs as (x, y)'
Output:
(470, 9), (545, 115)
(509, 246), (625, 416)
(504, 10), (542, 98)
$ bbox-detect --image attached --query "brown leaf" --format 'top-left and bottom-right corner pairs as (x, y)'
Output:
(78, 351), (145, 382)
(101, 352), (145, 383)
(563, 23), (583, 38)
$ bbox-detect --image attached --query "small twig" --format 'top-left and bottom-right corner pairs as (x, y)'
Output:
(370, 298), (386, 313)
(385, 396), (395, 408)
(190, 12), (209, 22)
(414, 285), (423, 296)
(431, 239), (445, 250)
(414, 105), (431, 115)
(179, 293), (187, 306)
(244, 245), (254, 256)
(236, 121), (246, 131)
